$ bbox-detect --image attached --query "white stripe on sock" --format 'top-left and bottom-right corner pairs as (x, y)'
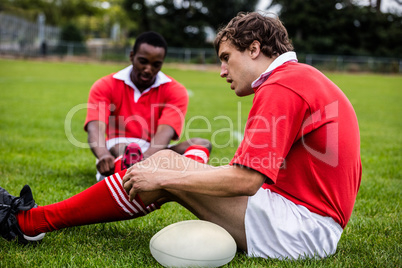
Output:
(183, 149), (208, 163)
(114, 173), (147, 215)
(108, 175), (138, 214)
(105, 176), (133, 216)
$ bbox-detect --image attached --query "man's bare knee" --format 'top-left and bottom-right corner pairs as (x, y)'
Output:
(144, 149), (205, 172)
(141, 149), (181, 169)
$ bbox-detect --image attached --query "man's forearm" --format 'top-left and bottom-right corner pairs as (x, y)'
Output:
(89, 141), (111, 159)
(87, 120), (111, 159)
(123, 160), (266, 201)
(143, 124), (176, 158)
(159, 165), (265, 197)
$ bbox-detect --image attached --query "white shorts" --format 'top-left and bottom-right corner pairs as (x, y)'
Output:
(96, 138), (150, 181)
(245, 188), (343, 260)
(106, 137), (151, 153)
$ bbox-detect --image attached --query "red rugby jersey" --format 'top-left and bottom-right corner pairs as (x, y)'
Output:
(85, 69), (188, 141)
(231, 62), (361, 228)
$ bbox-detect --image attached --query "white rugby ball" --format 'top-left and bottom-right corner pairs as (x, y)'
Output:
(150, 220), (237, 267)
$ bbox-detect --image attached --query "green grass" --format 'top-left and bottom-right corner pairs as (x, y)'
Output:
(0, 59), (401, 267)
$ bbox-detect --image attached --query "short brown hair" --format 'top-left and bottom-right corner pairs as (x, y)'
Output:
(214, 12), (293, 58)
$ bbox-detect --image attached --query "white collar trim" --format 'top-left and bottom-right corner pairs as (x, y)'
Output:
(251, 51), (298, 89)
(113, 65), (172, 102)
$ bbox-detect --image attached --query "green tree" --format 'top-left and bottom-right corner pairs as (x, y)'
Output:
(201, 0), (259, 31)
(269, 0), (402, 57)
(122, 0), (150, 34)
(60, 23), (85, 42)
(122, 0), (259, 47)
(148, 0), (208, 47)
(2, 0), (134, 44)
(1, 0), (100, 25)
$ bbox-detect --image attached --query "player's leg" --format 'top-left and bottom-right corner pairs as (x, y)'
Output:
(141, 151), (343, 259)
(96, 140), (145, 181)
(170, 190), (249, 251)
(169, 138), (212, 164)
(6, 170), (164, 240)
(170, 137), (212, 154)
(109, 137), (212, 160)
(135, 149), (249, 251)
(111, 137), (212, 168)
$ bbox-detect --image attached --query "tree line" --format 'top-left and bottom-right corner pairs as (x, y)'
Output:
(270, 0), (402, 57)
(1, 0), (401, 57)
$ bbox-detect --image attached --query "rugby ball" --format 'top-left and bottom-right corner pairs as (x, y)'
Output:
(150, 220), (237, 267)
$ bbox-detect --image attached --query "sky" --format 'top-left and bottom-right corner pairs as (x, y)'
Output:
(256, 0), (402, 15)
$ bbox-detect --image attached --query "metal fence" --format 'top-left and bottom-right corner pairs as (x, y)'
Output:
(2, 41), (400, 73)
(166, 47), (218, 64)
(302, 54), (401, 74)
(0, 13), (401, 73)
(0, 13), (60, 57)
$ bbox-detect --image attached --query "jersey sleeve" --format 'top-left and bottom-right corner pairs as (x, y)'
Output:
(84, 76), (113, 131)
(230, 84), (309, 183)
(157, 79), (189, 139)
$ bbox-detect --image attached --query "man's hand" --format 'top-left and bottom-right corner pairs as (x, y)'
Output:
(87, 120), (116, 176)
(122, 163), (166, 201)
(122, 150), (266, 201)
(97, 154), (115, 176)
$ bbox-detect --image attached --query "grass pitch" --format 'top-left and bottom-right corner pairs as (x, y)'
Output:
(0, 59), (400, 267)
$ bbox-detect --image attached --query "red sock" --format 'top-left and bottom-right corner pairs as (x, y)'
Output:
(17, 170), (158, 236)
(183, 145), (210, 164)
